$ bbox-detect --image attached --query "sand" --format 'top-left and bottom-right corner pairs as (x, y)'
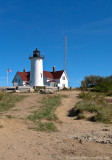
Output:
(0, 91), (112, 160)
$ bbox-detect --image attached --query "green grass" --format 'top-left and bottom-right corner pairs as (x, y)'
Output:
(29, 121), (58, 132)
(28, 95), (62, 132)
(0, 91), (27, 113)
(90, 107), (112, 124)
(75, 101), (101, 113)
(28, 95), (61, 121)
(34, 86), (45, 92)
(6, 115), (15, 119)
(0, 125), (3, 128)
(77, 113), (85, 120)
(73, 92), (112, 124)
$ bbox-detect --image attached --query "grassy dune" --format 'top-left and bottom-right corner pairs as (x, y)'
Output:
(0, 91), (27, 113)
(73, 92), (112, 124)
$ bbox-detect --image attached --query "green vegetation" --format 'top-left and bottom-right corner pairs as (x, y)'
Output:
(35, 86), (45, 92)
(81, 75), (112, 95)
(0, 91), (27, 113)
(71, 75), (112, 124)
(29, 121), (58, 132)
(77, 113), (85, 120)
(0, 125), (3, 128)
(6, 115), (15, 119)
(28, 95), (62, 132)
(73, 92), (112, 124)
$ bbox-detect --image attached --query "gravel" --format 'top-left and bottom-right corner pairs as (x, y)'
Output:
(72, 129), (112, 144)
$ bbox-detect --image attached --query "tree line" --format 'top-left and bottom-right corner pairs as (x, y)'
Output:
(81, 75), (112, 94)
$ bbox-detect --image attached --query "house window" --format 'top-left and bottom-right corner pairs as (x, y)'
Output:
(62, 76), (65, 80)
(15, 79), (17, 82)
(19, 79), (20, 83)
(62, 84), (65, 88)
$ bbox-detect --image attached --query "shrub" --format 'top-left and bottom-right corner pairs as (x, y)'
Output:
(74, 101), (99, 113)
(73, 92), (112, 124)
(77, 113), (85, 119)
(81, 75), (112, 94)
(78, 92), (105, 104)
(92, 107), (112, 124)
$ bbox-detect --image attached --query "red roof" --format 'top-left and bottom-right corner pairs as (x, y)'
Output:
(18, 72), (30, 81)
(52, 70), (64, 79)
(43, 70), (64, 79)
(43, 71), (53, 79)
(18, 70), (64, 82)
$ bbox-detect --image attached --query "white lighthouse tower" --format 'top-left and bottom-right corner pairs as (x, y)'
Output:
(29, 48), (44, 87)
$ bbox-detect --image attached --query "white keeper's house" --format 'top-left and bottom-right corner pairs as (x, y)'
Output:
(12, 48), (68, 88)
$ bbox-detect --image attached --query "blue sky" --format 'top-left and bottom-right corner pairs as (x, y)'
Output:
(0, 0), (112, 87)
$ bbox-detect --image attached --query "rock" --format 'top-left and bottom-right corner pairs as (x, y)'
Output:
(87, 137), (92, 141)
(73, 135), (78, 139)
(72, 130), (112, 144)
(30, 88), (34, 92)
(102, 129), (110, 132)
(79, 139), (83, 144)
(39, 89), (54, 94)
(101, 141), (108, 144)
(79, 138), (86, 144)
(96, 139), (102, 143)
(109, 135), (112, 138)
(109, 140), (112, 144)
(15, 90), (20, 93)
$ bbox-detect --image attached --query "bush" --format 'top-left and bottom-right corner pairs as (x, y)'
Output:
(81, 75), (112, 94)
(73, 92), (112, 124)
(74, 101), (100, 114)
(77, 113), (85, 119)
(92, 107), (112, 124)
(106, 90), (112, 96)
(93, 86), (102, 92)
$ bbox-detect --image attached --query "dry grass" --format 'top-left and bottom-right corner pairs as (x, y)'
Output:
(72, 92), (112, 124)
(0, 91), (27, 113)
(28, 95), (62, 132)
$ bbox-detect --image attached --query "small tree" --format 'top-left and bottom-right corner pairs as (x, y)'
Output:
(81, 75), (112, 93)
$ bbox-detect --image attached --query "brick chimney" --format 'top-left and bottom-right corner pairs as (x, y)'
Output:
(53, 66), (55, 73)
(23, 68), (26, 72)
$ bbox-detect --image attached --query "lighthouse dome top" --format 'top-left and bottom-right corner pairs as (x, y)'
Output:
(29, 48), (44, 59)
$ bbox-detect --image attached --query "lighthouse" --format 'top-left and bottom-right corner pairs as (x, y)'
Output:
(29, 48), (44, 87)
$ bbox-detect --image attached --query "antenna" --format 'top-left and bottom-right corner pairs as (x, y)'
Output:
(64, 35), (69, 79)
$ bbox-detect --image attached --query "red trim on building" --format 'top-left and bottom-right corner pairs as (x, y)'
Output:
(18, 70), (64, 82)
(43, 70), (64, 79)
(43, 71), (53, 79)
(18, 72), (30, 81)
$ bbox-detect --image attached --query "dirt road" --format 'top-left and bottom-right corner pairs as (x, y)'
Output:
(0, 91), (112, 160)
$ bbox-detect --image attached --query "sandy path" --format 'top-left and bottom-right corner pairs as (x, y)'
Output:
(0, 91), (112, 160)
(56, 91), (80, 122)
(3, 93), (43, 119)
